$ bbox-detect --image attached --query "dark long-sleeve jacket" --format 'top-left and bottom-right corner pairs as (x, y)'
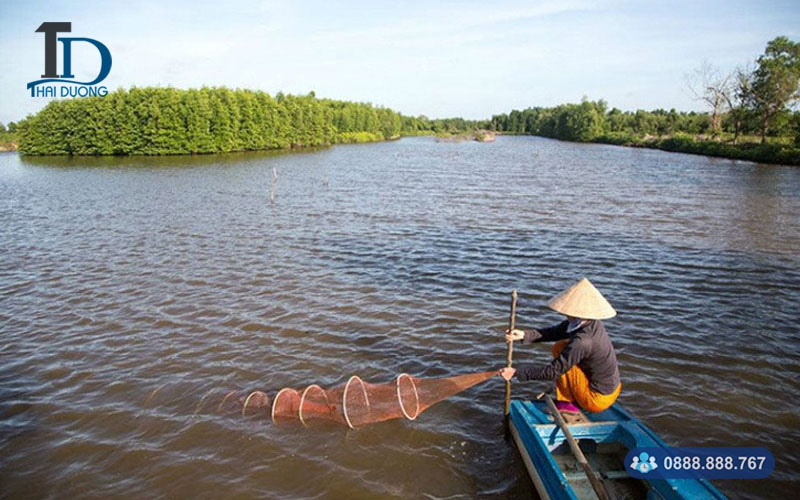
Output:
(515, 320), (620, 395)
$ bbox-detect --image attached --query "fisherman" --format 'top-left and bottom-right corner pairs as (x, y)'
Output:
(499, 278), (621, 413)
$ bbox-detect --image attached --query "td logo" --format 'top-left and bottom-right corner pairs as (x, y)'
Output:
(27, 22), (112, 98)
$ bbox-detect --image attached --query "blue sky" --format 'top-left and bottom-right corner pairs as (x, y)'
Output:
(1, 0), (799, 124)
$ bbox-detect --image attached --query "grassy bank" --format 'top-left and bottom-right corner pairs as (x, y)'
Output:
(0, 131), (17, 152)
(435, 129), (496, 142)
(336, 131), (387, 143)
(594, 132), (800, 166)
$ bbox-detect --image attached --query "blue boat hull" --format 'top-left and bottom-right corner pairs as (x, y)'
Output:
(509, 400), (728, 500)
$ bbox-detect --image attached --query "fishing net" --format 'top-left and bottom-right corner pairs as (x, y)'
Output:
(203, 370), (498, 428)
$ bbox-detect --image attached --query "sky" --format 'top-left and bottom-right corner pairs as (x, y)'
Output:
(1, 0), (799, 124)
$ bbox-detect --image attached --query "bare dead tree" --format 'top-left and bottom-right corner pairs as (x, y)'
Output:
(685, 61), (733, 138)
(720, 64), (755, 145)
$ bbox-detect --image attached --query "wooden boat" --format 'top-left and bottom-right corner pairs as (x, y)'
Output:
(509, 400), (728, 500)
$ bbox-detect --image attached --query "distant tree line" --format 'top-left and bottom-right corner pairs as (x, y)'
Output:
(12, 36), (798, 162)
(16, 87), (479, 155)
(490, 37), (800, 149)
(490, 100), (720, 141)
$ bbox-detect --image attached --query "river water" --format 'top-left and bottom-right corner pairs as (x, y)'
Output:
(1, 136), (798, 500)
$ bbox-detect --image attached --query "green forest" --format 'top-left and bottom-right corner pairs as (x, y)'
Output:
(13, 87), (479, 155)
(5, 37), (799, 164)
(489, 36), (800, 165)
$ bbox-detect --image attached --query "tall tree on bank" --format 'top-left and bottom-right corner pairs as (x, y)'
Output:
(725, 66), (755, 145)
(749, 36), (800, 143)
(685, 61), (733, 137)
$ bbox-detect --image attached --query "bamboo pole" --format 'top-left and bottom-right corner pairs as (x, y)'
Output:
(503, 289), (517, 418)
(544, 394), (613, 500)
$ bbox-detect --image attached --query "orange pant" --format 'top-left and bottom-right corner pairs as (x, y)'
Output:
(552, 340), (621, 413)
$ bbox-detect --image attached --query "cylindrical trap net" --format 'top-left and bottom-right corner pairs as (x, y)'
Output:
(267, 370), (497, 428)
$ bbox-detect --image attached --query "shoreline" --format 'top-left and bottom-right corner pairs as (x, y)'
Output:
(8, 131), (799, 167)
(13, 133), (418, 158)
(499, 132), (800, 167)
(594, 134), (800, 167)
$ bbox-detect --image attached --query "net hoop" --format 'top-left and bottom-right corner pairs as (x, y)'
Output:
(271, 388), (298, 424)
(342, 375), (370, 429)
(299, 384), (329, 427)
(242, 390), (266, 418)
(396, 373), (420, 420)
(218, 390), (239, 412)
(194, 388), (218, 416)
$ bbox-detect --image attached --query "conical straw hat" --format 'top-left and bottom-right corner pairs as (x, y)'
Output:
(547, 278), (616, 320)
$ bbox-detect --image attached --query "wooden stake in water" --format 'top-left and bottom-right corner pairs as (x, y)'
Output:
(270, 167), (278, 203)
(504, 289), (517, 418)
